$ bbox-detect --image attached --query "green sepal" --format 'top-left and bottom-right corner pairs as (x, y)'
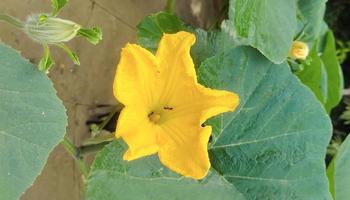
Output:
(51, 0), (68, 16)
(78, 27), (103, 45)
(38, 14), (49, 25)
(288, 59), (304, 72)
(56, 43), (80, 65)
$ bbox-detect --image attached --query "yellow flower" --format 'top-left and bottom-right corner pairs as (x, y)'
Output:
(288, 41), (309, 60)
(113, 31), (239, 179)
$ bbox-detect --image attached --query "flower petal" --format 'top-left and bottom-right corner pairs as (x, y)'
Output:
(156, 31), (197, 104)
(162, 84), (239, 125)
(157, 117), (212, 180)
(113, 43), (160, 107)
(116, 107), (158, 161)
(197, 85), (240, 123)
(156, 85), (238, 179)
(155, 31), (239, 120)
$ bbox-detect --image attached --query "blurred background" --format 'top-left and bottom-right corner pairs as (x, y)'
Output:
(325, 0), (350, 144)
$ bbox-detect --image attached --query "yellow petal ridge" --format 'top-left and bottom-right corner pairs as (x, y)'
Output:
(113, 43), (159, 107)
(116, 107), (158, 161)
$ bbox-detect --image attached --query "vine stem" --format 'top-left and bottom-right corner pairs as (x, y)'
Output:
(61, 136), (89, 180)
(61, 105), (122, 180)
(79, 141), (112, 156)
(208, 1), (229, 31)
(165, 0), (175, 14)
(0, 13), (24, 28)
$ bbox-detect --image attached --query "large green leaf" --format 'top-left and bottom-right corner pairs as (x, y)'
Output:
(295, 45), (328, 104)
(191, 20), (248, 67)
(86, 140), (245, 200)
(320, 30), (344, 113)
(0, 43), (67, 200)
(198, 46), (332, 199)
(331, 135), (350, 200)
(229, 0), (297, 63)
(298, 0), (327, 44)
(137, 12), (186, 53)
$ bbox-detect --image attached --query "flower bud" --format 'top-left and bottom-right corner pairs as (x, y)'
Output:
(24, 14), (81, 44)
(288, 41), (309, 60)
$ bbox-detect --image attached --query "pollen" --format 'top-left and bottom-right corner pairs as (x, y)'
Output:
(148, 112), (161, 123)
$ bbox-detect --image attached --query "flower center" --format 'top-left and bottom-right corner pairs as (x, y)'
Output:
(148, 112), (161, 123)
(148, 106), (174, 124)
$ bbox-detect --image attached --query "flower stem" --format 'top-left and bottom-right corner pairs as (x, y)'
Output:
(61, 136), (89, 179)
(98, 106), (120, 132)
(0, 13), (24, 28)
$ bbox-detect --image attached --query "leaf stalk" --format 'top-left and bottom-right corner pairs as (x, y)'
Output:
(61, 136), (89, 179)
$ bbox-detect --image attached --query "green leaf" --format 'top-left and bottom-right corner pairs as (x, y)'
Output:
(86, 140), (245, 200)
(297, 0), (327, 44)
(38, 44), (54, 72)
(327, 157), (336, 199)
(295, 44), (328, 104)
(320, 30), (344, 113)
(198, 46), (332, 199)
(317, 21), (329, 53)
(329, 135), (350, 200)
(78, 27), (103, 45)
(51, 0), (68, 16)
(229, 0), (297, 63)
(137, 12), (186, 52)
(136, 11), (229, 66)
(136, 13), (245, 67)
(0, 43), (67, 200)
(191, 20), (247, 67)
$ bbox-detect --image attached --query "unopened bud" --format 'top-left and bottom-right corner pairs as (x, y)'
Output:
(24, 14), (81, 44)
(288, 41), (309, 60)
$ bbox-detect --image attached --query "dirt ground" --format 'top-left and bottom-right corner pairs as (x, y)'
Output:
(0, 0), (221, 199)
